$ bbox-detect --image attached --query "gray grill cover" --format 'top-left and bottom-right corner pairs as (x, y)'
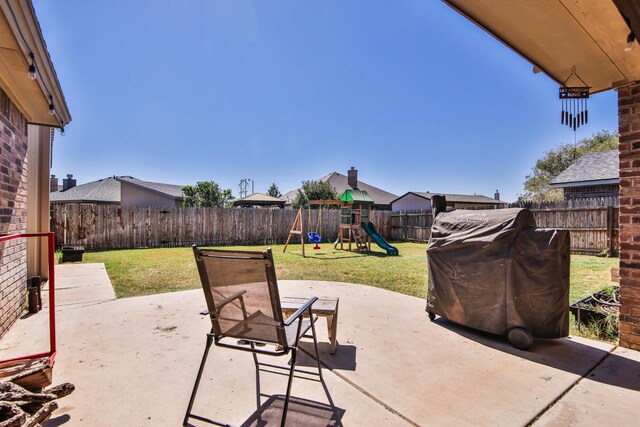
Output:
(426, 208), (570, 338)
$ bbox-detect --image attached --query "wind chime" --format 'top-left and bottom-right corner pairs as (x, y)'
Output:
(559, 66), (589, 131)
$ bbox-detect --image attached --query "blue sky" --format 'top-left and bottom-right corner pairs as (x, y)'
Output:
(35, 0), (618, 202)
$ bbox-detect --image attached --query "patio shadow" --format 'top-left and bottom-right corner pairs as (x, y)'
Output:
(239, 395), (345, 427)
(297, 342), (357, 371)
(43, 414), (71, 427)
(432, 317), (640, 392)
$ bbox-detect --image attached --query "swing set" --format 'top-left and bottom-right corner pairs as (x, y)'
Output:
(283, 200), (342, 257)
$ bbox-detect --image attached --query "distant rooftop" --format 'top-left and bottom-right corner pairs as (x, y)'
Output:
(550, 150), (619, 187)
(233, 193), (285, 207)
(282, 172), (398, 207)
(50, 176), (184, 203)
(392, 192), (504, 205)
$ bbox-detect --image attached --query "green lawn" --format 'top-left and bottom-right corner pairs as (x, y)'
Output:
(73, 242), (619, 340)
(80, 243), (430, 298)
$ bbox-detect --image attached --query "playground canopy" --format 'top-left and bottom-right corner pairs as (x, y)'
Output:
(340, 189), (374, 204)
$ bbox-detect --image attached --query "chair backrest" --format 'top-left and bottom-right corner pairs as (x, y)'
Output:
(193, 247), (287, 346)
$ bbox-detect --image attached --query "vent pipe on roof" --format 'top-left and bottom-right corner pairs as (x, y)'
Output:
(348, 167), (358, 190)
(62, 174), (76, 191)
(494, 189), (500, 201)
(50, 175), (58, 193)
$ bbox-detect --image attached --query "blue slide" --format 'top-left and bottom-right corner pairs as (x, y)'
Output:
(361, 221), (399, 256)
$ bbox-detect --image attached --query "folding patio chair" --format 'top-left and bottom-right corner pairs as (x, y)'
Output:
(184, 247), (324, 427)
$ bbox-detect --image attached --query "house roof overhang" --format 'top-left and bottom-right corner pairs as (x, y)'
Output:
(0, 1), (70, 127)
(441, 0), (640, 93)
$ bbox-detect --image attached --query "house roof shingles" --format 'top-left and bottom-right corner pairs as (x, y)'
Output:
(550, 150), (619, 186)
(393, 192), (504, 205)
(282, 172), (398, 207)
(233, 193), (286, 204)
(50, 176), (184, 203)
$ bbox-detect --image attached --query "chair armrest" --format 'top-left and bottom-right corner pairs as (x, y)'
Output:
(215, 290), (247, 313)
(283, 296), (318, 326)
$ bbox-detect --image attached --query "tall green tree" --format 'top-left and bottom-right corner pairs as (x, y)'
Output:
(292, 180), (339, 208)
(267, 183), (282, 198)
(182, 181), (234, 207)
(519, 130), (618, 203)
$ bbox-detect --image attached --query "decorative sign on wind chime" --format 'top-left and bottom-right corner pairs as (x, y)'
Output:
(559, 66), (589, 131)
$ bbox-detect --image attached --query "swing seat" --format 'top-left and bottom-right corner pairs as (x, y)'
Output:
(307, 232), (321, 249)
(307, 232), (321, 243)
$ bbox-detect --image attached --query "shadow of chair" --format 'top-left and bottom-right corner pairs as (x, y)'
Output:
(239, 395), (345, 427)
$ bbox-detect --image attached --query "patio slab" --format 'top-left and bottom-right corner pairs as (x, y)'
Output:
(534, 346), (640, 426)
(0, 263), (638, 426)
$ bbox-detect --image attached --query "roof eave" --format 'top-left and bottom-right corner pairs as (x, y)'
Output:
(550, 178), (620, 188)
(0, 0), (70, 126)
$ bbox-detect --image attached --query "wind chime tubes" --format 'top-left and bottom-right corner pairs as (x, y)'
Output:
(559, 67), (589, 131)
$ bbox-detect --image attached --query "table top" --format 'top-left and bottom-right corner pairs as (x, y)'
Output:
(281, 296), (339, 314)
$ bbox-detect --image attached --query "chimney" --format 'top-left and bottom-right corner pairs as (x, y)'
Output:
(494, 189), (500, 201)
(50, 175), (59, 192)
(347, 167), (358, 189)
(62, 174), (76, 191)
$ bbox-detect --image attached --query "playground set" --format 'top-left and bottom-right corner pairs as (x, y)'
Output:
(283, 189), (398, 257)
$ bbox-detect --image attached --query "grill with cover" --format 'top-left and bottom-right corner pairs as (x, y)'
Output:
(426, 196), (570, 350)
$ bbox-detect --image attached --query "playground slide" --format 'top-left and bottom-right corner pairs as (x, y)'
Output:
(361, 221), (399, 256)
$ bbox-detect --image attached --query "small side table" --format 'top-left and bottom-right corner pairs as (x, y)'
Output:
(281, 296), (339, 354)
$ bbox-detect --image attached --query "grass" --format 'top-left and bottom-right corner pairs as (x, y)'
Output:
(79, 243), (429, 299)
(71, 242), (619, 341)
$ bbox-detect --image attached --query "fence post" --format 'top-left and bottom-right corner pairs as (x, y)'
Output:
(607, 205), (614, 257)
(403, 212), (408, 241)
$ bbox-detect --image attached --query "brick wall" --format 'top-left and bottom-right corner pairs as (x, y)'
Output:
(0, 88), (29, 338)
(618, 82), (640, 350)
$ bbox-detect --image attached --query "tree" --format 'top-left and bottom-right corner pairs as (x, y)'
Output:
(182, 181), (234, 207)
(519, 130), (618, 203)
(292, 180), (339, 208)
(267, 183), (282, 198)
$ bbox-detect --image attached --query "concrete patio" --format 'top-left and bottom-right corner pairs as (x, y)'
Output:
(0, 263), (639, 426)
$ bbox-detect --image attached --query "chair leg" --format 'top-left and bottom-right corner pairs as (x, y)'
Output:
(251, 343), (261, 410)
(309, 316), (324, 382)
(183, 334), (214, 426)
(281, 348), (297, 427)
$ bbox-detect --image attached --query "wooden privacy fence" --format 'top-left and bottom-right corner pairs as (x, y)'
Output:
(531, 205), (618, 255)
(390, 211), (433, 242)
(51, 204), (393, 250)
(390, 199), (619, 255)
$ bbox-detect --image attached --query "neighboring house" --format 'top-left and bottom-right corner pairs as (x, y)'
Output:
(0, 3), (71, 338)
(282, 167), (398, 210)
(232, 193), (286, 208)
(50, 175), (184, 208)
(550, 150), (619, 200)
(391, 191), (505, 212)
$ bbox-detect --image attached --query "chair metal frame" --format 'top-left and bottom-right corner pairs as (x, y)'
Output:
(184, 247), (325, 427)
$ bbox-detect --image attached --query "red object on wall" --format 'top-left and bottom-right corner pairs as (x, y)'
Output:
(0, 232), (57, 366)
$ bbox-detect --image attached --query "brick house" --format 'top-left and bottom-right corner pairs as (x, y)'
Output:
(0, 2), (71, 337)
(550, 150), (619, 200)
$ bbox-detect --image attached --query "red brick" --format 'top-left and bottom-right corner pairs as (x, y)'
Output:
(0, 87), (28, 339)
